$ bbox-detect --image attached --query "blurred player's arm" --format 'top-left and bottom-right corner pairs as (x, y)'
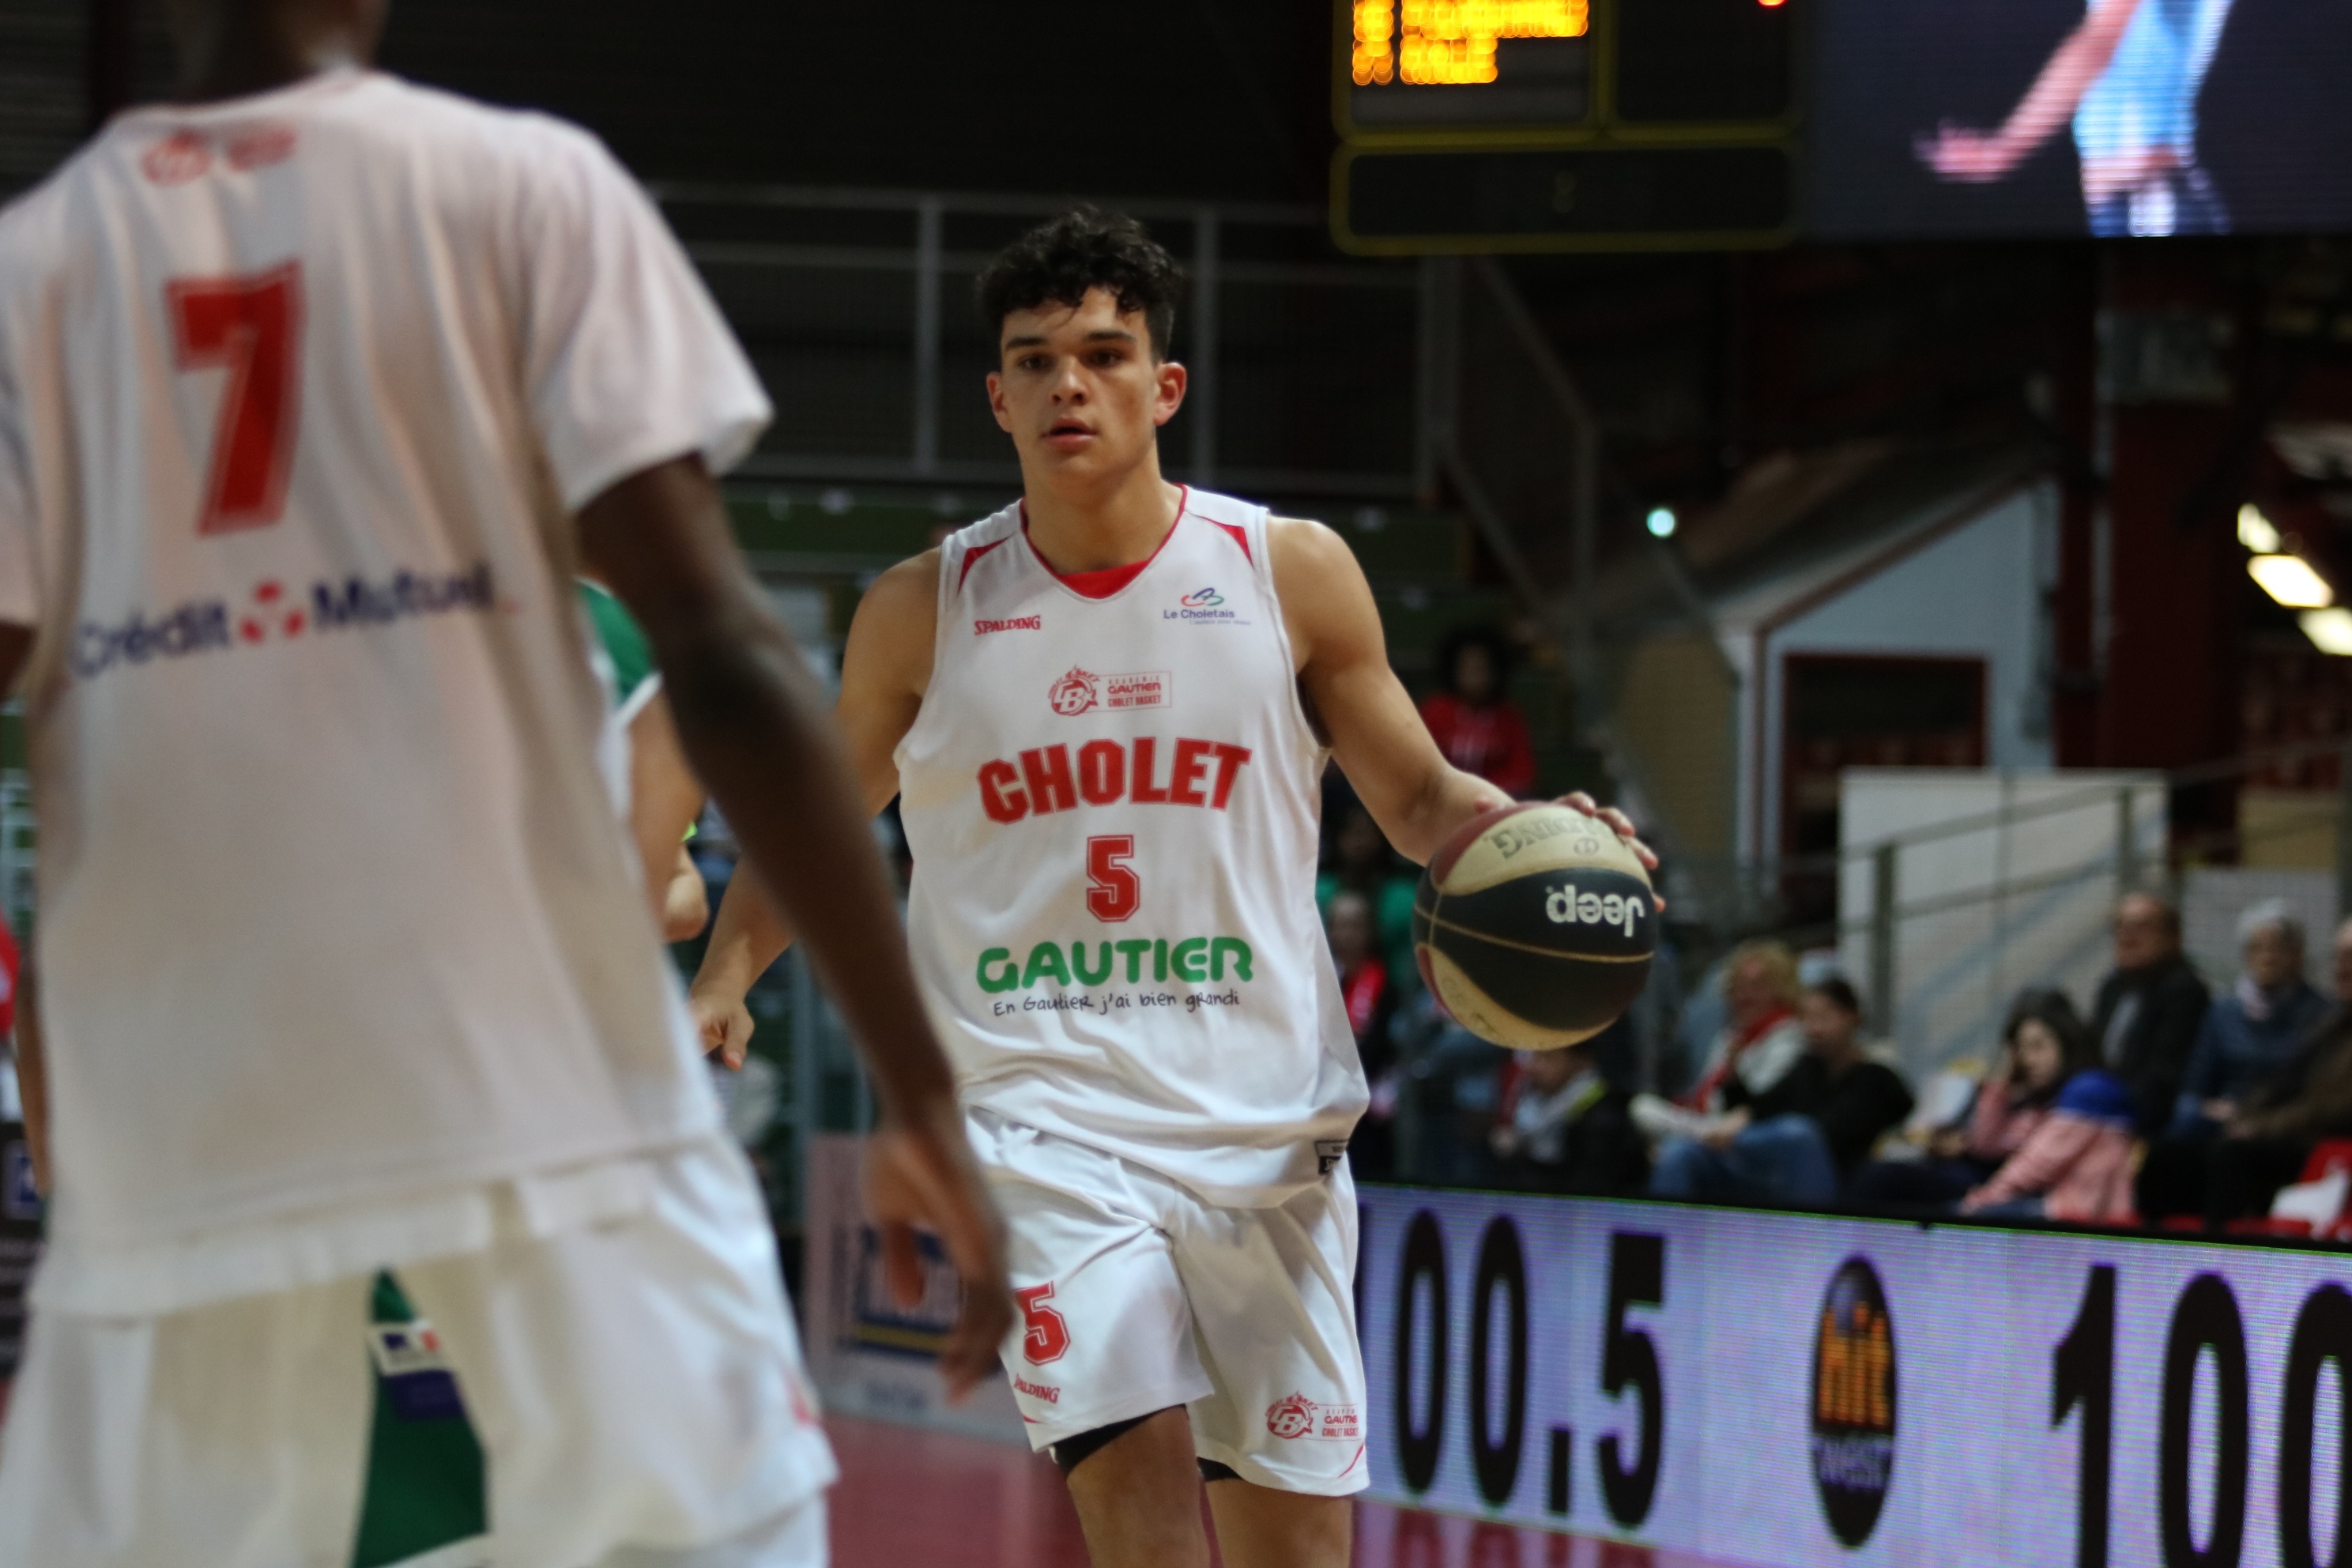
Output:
(661, 844), (708, 944)
(1269, 518), (1654, 870)
(579, 468), (1004, 1395)
(0, 626), (32, 1189)
(624, 688), (710, 941)
(15, 959), (44, 1194)
(691, 548), (936, 1066)
(1918, 0), (2141, 180)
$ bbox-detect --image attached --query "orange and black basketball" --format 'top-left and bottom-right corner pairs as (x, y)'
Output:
(1411, 802), (1657, 1050)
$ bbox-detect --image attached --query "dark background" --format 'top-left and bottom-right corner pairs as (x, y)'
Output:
(375, 1), (1333, 204)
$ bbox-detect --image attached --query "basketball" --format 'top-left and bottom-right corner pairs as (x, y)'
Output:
(1412, 802), (1657, 1050)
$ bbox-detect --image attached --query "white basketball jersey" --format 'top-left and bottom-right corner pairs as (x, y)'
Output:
(897, 490), (1368, 1206)
(0, 70), (768, 1310)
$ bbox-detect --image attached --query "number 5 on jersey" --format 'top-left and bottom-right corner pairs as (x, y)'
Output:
(1087, 835), (1140, 922)
(166, 262), (304, 534)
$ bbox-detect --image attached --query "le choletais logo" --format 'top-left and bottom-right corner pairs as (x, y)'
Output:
(1166, 586), (1241, 624)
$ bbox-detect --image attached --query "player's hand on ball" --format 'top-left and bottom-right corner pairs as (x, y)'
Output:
(1556, 791), (1665, 910)
(688, 985), (756, 1071)
(861, 1104), (1013, 1403)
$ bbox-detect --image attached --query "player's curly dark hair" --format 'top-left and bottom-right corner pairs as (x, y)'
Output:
(975, 208), (1185, 360)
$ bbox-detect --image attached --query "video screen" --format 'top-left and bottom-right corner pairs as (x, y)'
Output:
(1806, 0), (2352, 239)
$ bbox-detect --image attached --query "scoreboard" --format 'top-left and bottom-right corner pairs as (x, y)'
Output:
(1332, 0), (1799, 253)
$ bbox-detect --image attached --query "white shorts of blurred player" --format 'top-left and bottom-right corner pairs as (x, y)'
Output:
(968, 1107), (1369, 1496)
(0, 1136), (835, 1568)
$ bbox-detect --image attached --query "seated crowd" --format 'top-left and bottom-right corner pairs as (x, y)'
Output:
(1325, 808), (2352, 1232)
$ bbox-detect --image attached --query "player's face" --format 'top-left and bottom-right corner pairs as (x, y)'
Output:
(988, 288), (1186, 487)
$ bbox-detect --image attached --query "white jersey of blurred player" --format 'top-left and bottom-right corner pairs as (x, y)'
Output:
(0, 69), (829, 1568)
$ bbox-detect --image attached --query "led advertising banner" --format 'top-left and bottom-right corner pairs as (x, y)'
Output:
(1805, 0), (2352, 239)
(1361, 1185), (2352, 1566)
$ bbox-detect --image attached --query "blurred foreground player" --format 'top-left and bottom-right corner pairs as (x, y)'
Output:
(691, 210), (1650, 1568)
(0, 2), (1009, 1564)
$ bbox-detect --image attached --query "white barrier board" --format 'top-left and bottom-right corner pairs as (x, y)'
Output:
(801, 1132), (1026, 1442)
(1362, 1184), (2352, 1566)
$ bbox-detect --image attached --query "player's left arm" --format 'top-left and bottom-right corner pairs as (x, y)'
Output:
(660, 843), (710, 944)
(1269, 517), (1653, 869)
(624, 688), (710, 940)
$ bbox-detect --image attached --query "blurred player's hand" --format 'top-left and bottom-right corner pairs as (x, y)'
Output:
(862, 1105), (1014, 1403)
(689, 983), (756, 1071)
(1556, 790), (1666, 912)
(1917, 125), (2015, 183)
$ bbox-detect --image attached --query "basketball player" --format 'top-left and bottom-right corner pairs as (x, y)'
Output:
(0, 6), (1009, 1568)
(582, 574), (716, 940)
(691, 210), (1651, 1568)
(1917, 0), (2237, 236)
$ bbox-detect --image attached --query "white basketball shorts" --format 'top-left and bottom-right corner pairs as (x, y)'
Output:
(0, 1136), (835, 1568)
(967, 1108), (1369, 1497)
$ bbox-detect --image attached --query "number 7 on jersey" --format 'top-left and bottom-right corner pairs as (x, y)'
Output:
(165, 262), (304, 534)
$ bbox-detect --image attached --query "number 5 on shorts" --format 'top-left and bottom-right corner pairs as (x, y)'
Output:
(1015, 1283), (1072, 1364)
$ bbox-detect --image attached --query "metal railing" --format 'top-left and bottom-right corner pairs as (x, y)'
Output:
(654, 184), (1427, 501)
(1706, 733), (2352, 1076)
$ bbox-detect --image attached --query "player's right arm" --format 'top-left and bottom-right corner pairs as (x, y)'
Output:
(1917, 0), (2140, 180)
(689, 548), (938, 1069)
(579, 476), (1004, 1396)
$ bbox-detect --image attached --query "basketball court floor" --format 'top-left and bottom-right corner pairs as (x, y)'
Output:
(827, 1414), (1736, 1568)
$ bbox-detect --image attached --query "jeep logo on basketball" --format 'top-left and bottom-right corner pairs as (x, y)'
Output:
(1811, 1255), (1898, 1547)
(1546, 884), (1642, 938)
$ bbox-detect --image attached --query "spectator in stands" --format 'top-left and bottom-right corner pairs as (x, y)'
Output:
(2087, 891), (2211, 1136)
(1661, 940), (1808, 1122)
(1329, 890), (1398, 1181)
(1419, 625), (1537, 798)
(1790, 978), (1916, 1182)
(1490, 1040), (1649, 1195)
(2168, 915), (2352, 1229)
(1644, 974), (1911, 1205)
(1394, 990), (1509, 1186)
(1638, 948), (1817, 1200)
(1960, 994), (2138, 1223)
(2166, 902), (2328, 1137)
(2138, 903), (2328, 1222)
(1849, 987), (2091, 1208)
(1317, 804), (1419, 995)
